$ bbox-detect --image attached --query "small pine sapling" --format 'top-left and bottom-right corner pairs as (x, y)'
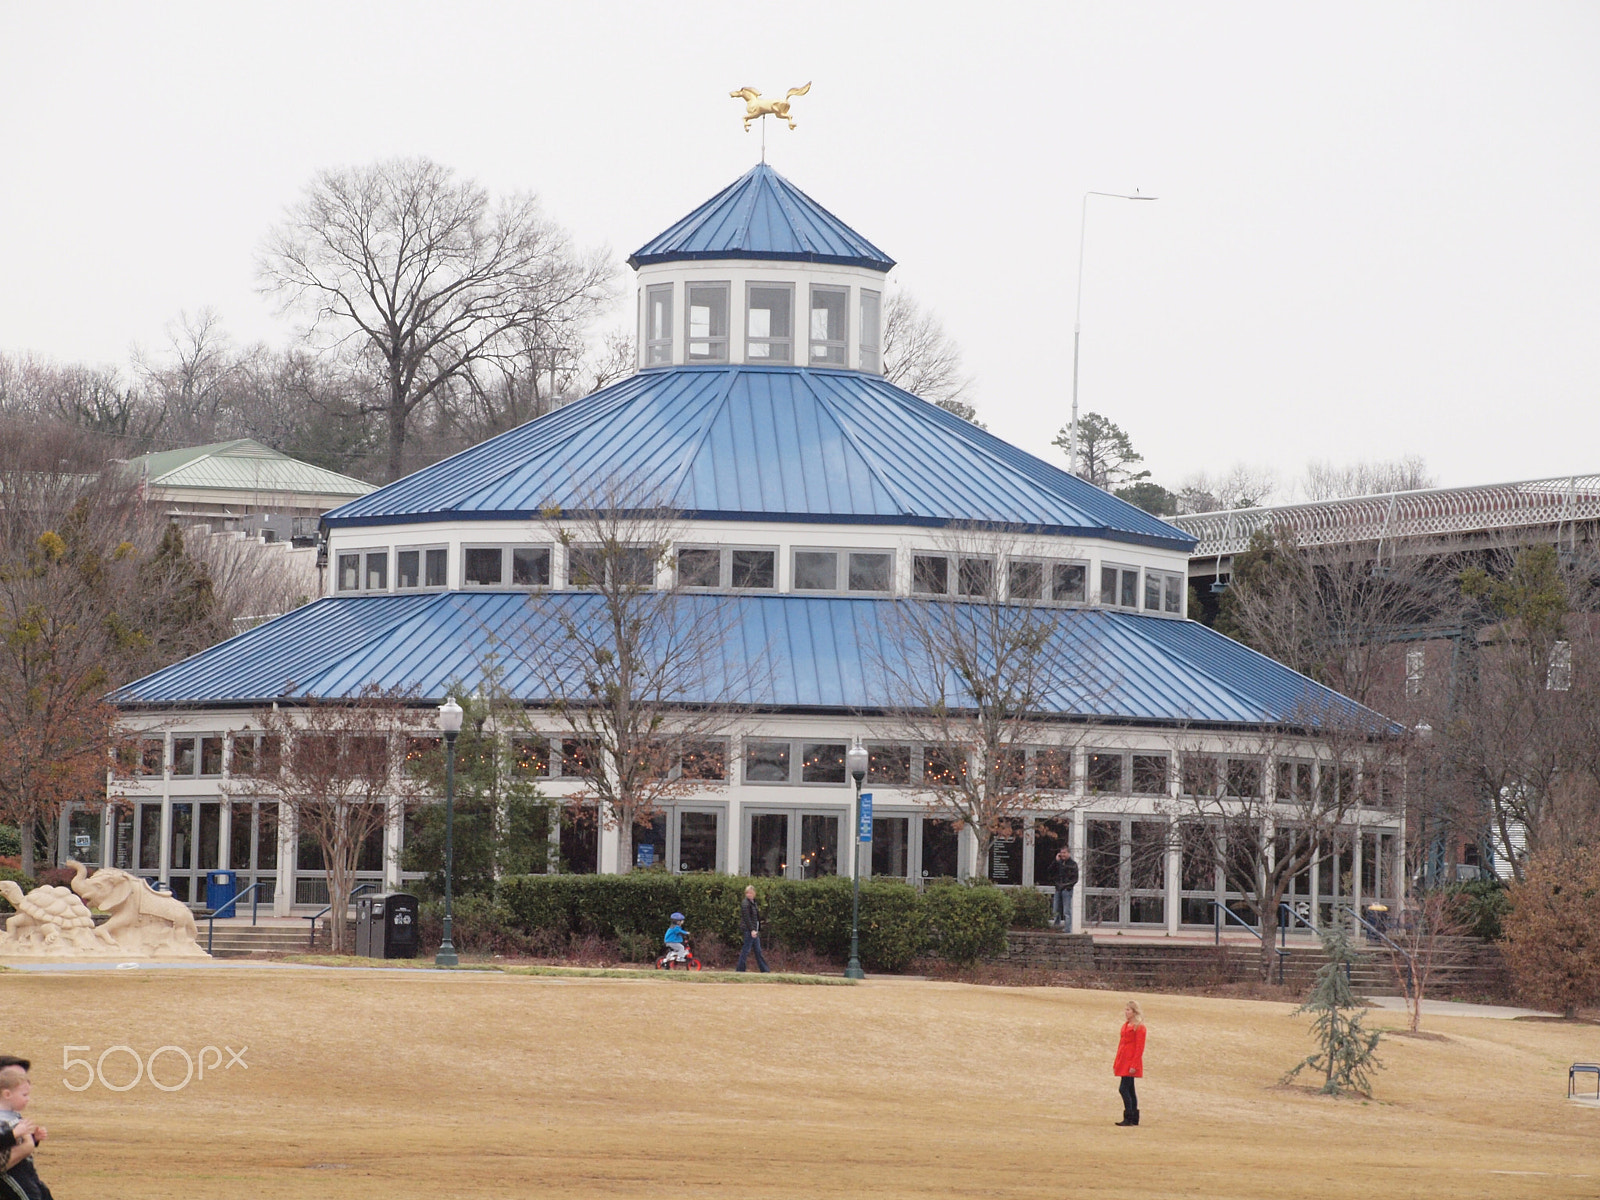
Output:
(1283, 924), (1384, 1097)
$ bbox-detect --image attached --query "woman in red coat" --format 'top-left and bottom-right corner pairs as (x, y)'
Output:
(1113, 1000), (1146, 1126)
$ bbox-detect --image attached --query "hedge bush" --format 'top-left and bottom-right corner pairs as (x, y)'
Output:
(496, 873), (1017, 969)
(1446, 878), (1510, 940)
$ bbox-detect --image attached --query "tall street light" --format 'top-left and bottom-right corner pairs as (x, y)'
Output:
(1068, 190), (1159, 478)
(845, 740), (869, 980)
(434, 697), (463, 967)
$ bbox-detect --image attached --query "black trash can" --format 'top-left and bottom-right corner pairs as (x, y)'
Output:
(356, 892), (419, 959)
(206, 870), (239, 918)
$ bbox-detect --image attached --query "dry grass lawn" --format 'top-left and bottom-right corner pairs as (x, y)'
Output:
(5, 967), (1597, 1199)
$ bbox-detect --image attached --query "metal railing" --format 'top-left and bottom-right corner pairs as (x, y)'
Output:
(305, 883), (377, 951)
(1212, 899), (1290, 984)
(204, 881), (267, 955)
(1338, 902), (1414, 998)
(1171, 473), (1600, 559)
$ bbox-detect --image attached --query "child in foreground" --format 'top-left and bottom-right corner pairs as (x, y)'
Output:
(0, 1058), (54, 1200)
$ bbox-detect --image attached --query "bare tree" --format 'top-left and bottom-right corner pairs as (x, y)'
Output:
(237, 688), (423, 952)
(1381, 886), (1473, 1032)
(259, 157), (617, 481)
(507, 481), (751, 872)
(1166, 706), (1401, 979)
(1299, 456), (1434, 502)
(869, 534), (1107, 875)
(135, 308), (238, 444)
(1175, 464), (1278, 513)
(882, 288), (978, 422)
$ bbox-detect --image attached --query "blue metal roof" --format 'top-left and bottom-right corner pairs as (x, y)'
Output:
(112, 592), (1383, 732)
(322, 366), (1194, 551)
(629, 164), (894, 272)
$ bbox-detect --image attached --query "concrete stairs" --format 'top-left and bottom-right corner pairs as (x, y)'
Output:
(201, 923), (316, 957)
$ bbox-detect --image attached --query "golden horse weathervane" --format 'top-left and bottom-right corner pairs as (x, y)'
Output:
(730, 82), (812, 132)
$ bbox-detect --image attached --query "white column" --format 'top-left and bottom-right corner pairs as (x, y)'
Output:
(1164, 823), (1181, 936)
(384, 800), (404, 891)
(724, 796), (741, 876)
(598, 811), (621, 875)
(273, 805), (296, 917)
(1070, 807), (1087, 935)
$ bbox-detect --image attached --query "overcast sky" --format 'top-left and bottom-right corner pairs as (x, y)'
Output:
(2, 2), (1596, 495)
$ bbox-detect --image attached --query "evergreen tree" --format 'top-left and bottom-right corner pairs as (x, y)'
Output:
(1283, 925), (1384, 1096)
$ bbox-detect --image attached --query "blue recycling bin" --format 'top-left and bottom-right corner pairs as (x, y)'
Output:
(206, 870), (239, 917)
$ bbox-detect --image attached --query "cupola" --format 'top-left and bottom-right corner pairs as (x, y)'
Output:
(628, 164), (895, 374)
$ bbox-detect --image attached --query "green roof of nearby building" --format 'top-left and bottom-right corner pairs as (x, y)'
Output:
(125, 439), (375, 498)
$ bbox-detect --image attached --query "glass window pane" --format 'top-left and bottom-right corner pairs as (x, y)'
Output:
(1164, 573), (1183, 614)
(1009, 560), (1043, 600)
(747, 285), (793, 362)
(230, 802), (254, 871)
(793, 550), (837, 591)
(921, 818), (959, 879)
(678, 547), (721, 588)
(1086, 819), (1121, 890)
(749, 813), (788, 876)
(1131, 821), (1167, 890)
(913, 554), (948, 595)
(425, 548), (448, 588)
(170, 801), (193, 870)
(847, 552), (891, 593)
(1035, 748), (1072, 791)
(646, 285), (673, 366)
(1100, 565), (1118, 605)
(464, 547), (503, 586)
(338, 553), (359, 591)
(680, 741), (726, 781)
(1087, 751), (1123, 794)
(872, 816), (909, 877)
(396, 549), (420, 589)
(366, 552), (387, 591)
(958, 557), (994, 597)
(197, 801), (221, 871)
(867, 743), (911, 785)
(809, 286), (847, 366)
(744, 740), (790, 783)
(730, 549), (775, 589)
(512, 547), (550, 587)
(173, 737), (197, 776)
(138, 803), (161, 871)
(633, 814), (667, 870)
(801, 742), (847, 784)
(799, 814), (838, 877)
(140, 738), (164, 775)
(687, 284), (729, 362)
(567, 546), (603, 588)
(1120, 569), (1139, 608)
(615, 547), (656, 588)
(1144, 572), (1162, 610)
(560, 807), (598, 874)
(678, 811), (718, 872)
(1132, 754), (1168, 796)
(513, 738), (549, 776)
(1032, 817), (1072, 881)
(1053, 562), (1087, 602)
(922, 747), (966, 786)
(200, 736), (224, 776)
(860, 289), (882, 373)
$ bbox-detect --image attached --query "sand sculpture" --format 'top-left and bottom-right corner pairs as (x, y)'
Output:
(0, 862), (208, 957)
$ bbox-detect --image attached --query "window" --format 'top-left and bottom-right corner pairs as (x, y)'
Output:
(1087, 751), (1124, 794)
(397, 547), (448, 590)
(800, 743), (847, 784)
(511, 738), (549, 777)
(731, 549), (776, 589)
(567, 545), (657, 589)
(957, 557), (995, 598)
(867, 744), (912, 785)
(677, 546), (776, 590)
(913, 554), (948, 595)
(1008, 560), (1043, 601)
(139, 737), (164, 776)
(200, 736), (224, 777)
(645, 284), (673, 366)
(463, 546), (504, 587)
(1549, 640), (1572, 691)
(512, 547), (551, 587)
(172, 736), (197, 777)
(677, 547), (720, 589)
(922, 747), (966, 786)
(860, 289), (882, 373)
(1100, 564), (1140, 609)
(686, 283), (729, 362)
(1053, 562), (1088, 603)
(809, 285), (848, 366)
(1276, 760), (1313, 800)
(792, 549), (892, 594)
(745, 283), (793, 362)
(1035, 748), (1073, 791)
(558, 739), (599, 779)
(1131, 754), (1169, 795)
(1145, 570), (1184, 614)
(335, 549), (387, 592)
(744, 740), (791, 783)
(679, 741), (727, 781)
(364, 551), (388, 591)
(337, 552), (360, 592)
(1226, 759), (1262, 798)
(913, 554), (994, 597)
(1182, 754), (1222, 797)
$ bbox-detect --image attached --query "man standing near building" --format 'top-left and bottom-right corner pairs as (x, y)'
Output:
(1052, 844), (1079, 930)
(736, 884), (770, 972)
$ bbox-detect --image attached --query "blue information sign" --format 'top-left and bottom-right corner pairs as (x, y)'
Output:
(858, 792), (873, 843)
(637, 843), (655, 867)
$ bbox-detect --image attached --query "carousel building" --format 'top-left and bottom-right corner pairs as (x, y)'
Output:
(104, 162), (1404, 932)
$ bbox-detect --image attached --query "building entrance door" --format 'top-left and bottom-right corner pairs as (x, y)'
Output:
(228, 801), (279, 907)
(167, 800), (222, 904)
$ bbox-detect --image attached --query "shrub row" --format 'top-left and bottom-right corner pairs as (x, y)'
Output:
(495, 873), (1023, 970)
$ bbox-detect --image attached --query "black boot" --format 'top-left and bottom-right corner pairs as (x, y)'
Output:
(1130, 1108), (1140, 1126)
(1115, 1111), (1135, 1127)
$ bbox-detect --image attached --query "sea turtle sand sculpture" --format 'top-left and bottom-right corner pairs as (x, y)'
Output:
(0, 881), (115, 955)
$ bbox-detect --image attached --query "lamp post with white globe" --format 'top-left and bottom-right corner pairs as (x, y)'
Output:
(435, 698), (464, 967)
(845, 740), (869, 980)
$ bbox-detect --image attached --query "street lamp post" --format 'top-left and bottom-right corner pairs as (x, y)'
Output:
(1068, 190), (1159, 478)
(434, 698), (463, 967)
(845, 740), (869, 980)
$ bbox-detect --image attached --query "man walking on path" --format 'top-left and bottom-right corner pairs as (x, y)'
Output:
(1052, 845), (1079, 930)
(736, 884), (770, 972)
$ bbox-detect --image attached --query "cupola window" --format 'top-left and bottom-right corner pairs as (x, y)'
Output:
(860, 289), (882, 374)
(645, 284), (673, 366)
(809, 286), (848, 366)
(745, 283), (793, 362)
(686, 283), (729, 362)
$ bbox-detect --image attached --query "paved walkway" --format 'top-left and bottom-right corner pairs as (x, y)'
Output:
(1365, 995), (1556, 1020)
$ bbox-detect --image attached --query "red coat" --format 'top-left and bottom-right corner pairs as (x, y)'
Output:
(1113, 1021), (1146, 1078)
